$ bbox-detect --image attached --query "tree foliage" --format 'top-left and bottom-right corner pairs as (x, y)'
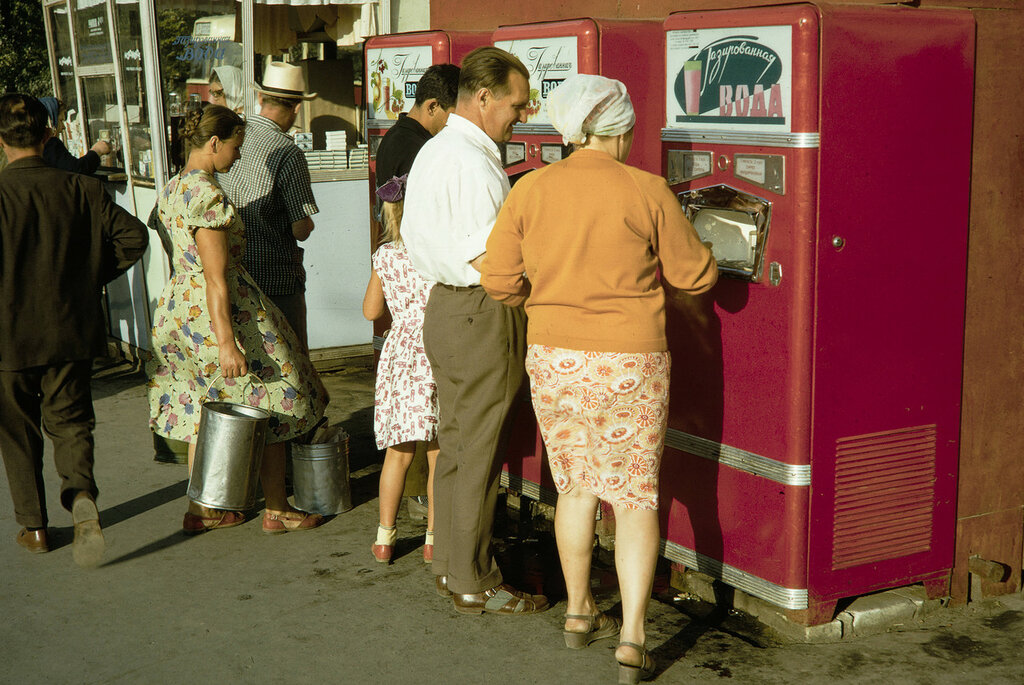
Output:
(0, 0), (52, 96)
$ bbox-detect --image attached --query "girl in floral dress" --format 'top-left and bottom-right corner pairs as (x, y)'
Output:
(147, 104), (329, 535)
(362, 192), (439, 563)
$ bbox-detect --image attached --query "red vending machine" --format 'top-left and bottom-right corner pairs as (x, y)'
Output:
(364, 30), (489, 349)
(660, 3), (974, 623)
(493, 18), (664, 177)
(492, 18), (665, 505)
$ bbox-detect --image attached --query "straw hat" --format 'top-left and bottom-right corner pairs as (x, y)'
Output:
(255, 62), (317, 100)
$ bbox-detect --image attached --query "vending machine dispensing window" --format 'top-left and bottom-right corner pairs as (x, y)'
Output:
(678, 184), (772, 282)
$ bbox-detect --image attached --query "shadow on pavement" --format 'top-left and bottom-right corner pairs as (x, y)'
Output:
(99, 529), (195, 568)
(100, 479), (189, 528)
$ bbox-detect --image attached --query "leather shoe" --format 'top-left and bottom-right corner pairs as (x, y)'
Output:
(453, 583), (550, 615)
(71, 493), (105, 568)
(435, 574), (452, 598)
(16, 528), (49, 554)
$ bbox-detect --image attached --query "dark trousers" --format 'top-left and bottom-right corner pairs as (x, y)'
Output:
(268, 291), (309, 354)
(422, 284), (526, 594)
(0, 361), (97, 528)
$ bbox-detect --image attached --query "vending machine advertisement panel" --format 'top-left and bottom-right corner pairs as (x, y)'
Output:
(494, 18), (664, 178)
(660, 2), (974, 623)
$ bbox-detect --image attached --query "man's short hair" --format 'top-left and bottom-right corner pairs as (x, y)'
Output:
(260, 93), (302, 110)
(415, 64), (460, 109)
(0, 94), (48, 148)
(458, 47), (529, 101)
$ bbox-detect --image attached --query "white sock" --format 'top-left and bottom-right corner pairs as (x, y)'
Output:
(375, 524), (397, 546)
(425, 530), (434, 546)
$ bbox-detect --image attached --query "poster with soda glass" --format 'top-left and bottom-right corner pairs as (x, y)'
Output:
(666, 25), (793, 132)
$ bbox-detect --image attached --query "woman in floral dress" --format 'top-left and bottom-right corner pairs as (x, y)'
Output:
(147, 104), (329, 535)
(362, 190), (439, 564)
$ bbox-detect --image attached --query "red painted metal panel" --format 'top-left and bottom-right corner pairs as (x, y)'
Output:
(661, 4), (821, 602)
(807, 2), (974, 601)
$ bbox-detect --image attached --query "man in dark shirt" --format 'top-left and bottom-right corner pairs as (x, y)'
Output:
(375, 63), (461, 196)
(0, 94), (148, 566)
(39, 97), (112, 175)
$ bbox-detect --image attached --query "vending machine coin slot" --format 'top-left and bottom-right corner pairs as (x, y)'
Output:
(540, 143), (573, 164)
(368, 133), (385, 159)
(678, 184), (772, 282)
(500, 141), (527, 168)
(666, 149), (713, 185)
(734, 154), (786, 195)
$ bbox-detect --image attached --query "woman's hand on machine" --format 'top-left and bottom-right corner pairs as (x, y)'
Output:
(218, 344), (248, 379)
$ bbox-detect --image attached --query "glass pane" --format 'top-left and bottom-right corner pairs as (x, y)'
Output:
(115, 0), (153, 182)
(50, 4), (77, 103)
(80, 75), (123, 169)
(154, 0), (238, 174)
(74, 0), (112, 66)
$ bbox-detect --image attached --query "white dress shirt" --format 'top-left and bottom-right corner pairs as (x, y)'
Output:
(401, 113), (511, 287)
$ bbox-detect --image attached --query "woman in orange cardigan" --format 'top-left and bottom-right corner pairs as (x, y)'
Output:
(481, 74), (717, 684)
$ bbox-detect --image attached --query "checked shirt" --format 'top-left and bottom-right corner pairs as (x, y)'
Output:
(218, 114), (318, 296)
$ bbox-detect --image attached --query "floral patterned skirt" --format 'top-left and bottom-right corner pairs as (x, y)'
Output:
(146, 268), (329, 444)
(525, 345), (670, 511)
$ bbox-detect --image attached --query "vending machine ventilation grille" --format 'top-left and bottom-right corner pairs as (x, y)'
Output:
(831, 425), (937, 570)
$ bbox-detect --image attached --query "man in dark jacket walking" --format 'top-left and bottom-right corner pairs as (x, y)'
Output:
(0, 94), (148, 567)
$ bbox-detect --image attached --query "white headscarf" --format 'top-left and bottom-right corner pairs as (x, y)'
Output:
(212, 65), (244, 112)
(547, 74), (635, 145)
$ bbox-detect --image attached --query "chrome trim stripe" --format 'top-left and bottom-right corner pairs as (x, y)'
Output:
(511, 123), (559, 136)
(367, 119), (396, 130)
(664, 428), (811, 486)
(660, 128), (820, 148)
(661, 539), (808, 610)
(500, 471), (559, 508)
(372, 335), (386, 352)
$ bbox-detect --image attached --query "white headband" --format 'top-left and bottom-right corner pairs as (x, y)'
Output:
(547, 74), (636, 145)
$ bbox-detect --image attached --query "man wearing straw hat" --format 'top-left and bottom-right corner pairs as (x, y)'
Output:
(219, 61), (319, 351)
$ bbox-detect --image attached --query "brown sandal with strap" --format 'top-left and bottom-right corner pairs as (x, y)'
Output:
(262, 509), (325, 534)
(616, 641), (656, 684)
(182, 510), (246, 535)
(563, 612), (621, 649)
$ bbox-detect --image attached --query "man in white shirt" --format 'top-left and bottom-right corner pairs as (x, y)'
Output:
(402, 47), (548, 615)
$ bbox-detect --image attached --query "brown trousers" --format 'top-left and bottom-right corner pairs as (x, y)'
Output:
(0, 360), (97, 528)
(422, 284), (526, 594)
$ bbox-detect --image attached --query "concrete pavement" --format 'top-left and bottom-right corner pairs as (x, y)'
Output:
(1, 360), (1023, 685)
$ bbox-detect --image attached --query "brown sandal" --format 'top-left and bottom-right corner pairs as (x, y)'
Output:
(616, 641), (656, 684)
(262, 510), (325, 534)
(563, 612), (621, 649)
(182, 510), (245, 535)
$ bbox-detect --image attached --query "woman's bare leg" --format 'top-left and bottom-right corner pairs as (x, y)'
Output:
(260, 442), (290, 512)
(555, 489), (601, 632)
(611, 505), (660, 665)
